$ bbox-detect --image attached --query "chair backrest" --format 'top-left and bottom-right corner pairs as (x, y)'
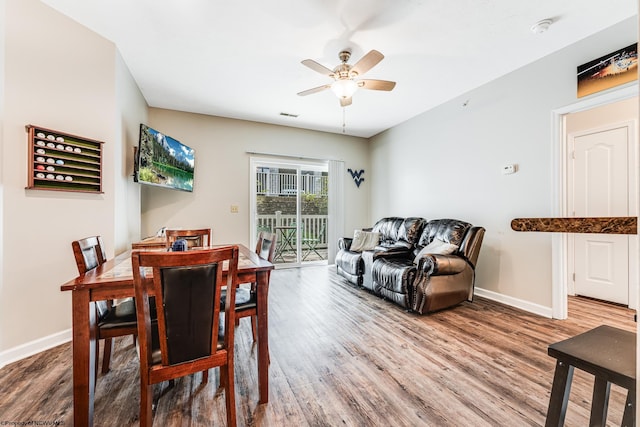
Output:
(417, 219), (471, 251)
(372, 217), (426, 250)
(256, 231), (277, 262)
(318, 223), (327, 239)
(165, 228), (211, 249)
(72, 235), (107, 274)
(72, 236), (110, 319)
(415, 219), (485, 268)
(131, 246), (239, 368)
(459, 226), (485, 268)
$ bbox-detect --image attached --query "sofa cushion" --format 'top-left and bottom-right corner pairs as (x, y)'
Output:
(371, 217), (426, 249)
(372, 217), (404, 243)
(371, 257), (417, 308)
(349, 230), (381, 252)
(400, 217), (427, 245)
(418, 219), (471, 248)
(413, 239), (459, 264)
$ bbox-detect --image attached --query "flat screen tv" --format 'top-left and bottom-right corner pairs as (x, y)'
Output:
(135, 124), (195, 192)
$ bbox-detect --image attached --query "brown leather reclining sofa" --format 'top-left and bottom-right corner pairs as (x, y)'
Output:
(335, 217), (485, 314)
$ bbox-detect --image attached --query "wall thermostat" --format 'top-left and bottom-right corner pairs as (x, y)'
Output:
(502, 164), (517, 175)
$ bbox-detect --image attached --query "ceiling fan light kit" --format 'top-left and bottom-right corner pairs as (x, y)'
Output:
(298, 49), (396, 107)
(331, 79), (358, 99)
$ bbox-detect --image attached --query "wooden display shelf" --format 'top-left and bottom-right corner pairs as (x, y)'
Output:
(26, 125), (104, 193)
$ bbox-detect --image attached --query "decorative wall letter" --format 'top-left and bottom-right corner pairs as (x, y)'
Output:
(347, 168), (365, 188)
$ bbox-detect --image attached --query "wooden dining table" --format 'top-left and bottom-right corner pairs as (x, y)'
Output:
(60, 243), (274, 426)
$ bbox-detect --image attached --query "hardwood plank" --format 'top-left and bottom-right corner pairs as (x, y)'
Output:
(0, 266), (635, 426)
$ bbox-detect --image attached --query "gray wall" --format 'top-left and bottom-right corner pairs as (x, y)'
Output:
(0, 0), (147, 360)
(0, 1), (636, 363)
(369, 17), (638, 311)
(141, 108), (370, 248)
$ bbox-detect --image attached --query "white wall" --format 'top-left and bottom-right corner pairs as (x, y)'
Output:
(141, 109), (370, 247)
(115, 51), (147, 254)
(0, 1), (367, 363)
(0, 0), (147, 362)
(369, 17), (638, 311)
(0, 1), (635, 364)
(566, 96), (638, 133)
(0, 0), (5, 357)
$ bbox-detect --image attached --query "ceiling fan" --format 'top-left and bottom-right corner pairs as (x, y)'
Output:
(297, 49), (396, 107)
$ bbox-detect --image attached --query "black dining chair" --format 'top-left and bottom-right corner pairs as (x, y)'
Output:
(222, 231), (277, 341)
(302, 223), (325, 261)
(165, 228), (211, 249)
(72, 236), (138, 376)
(132, 246), (239, 427)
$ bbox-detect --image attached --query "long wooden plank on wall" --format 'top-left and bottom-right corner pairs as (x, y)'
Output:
(511, 216), (637, 234)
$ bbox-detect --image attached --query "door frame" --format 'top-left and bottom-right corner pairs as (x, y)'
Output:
(551, 83), (638, 319)
(249, 156), (330, 268)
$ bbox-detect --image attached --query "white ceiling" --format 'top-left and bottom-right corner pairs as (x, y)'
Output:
(41, 0), (637, 138)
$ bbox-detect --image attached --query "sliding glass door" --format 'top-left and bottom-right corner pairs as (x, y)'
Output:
(250, 157), (328, 268)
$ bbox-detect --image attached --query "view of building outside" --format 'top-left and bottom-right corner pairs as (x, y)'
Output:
(256, 168), (328, 262)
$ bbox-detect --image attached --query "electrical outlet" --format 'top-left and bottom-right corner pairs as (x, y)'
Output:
(230, 205), (239, 213)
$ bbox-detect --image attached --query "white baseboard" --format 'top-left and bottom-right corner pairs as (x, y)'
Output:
(475, 287), (553, 318)
(0, 329), (71, 369)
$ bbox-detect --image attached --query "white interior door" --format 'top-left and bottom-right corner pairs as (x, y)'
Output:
(571, 125), (630, 304)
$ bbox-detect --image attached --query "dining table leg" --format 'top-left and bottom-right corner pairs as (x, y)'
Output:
(256, 270), (270, 404)
(72, 289), (97, 426)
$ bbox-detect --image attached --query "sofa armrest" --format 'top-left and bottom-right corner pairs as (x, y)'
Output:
(338, 237), (353, 251)
(417, 254), (468, 276)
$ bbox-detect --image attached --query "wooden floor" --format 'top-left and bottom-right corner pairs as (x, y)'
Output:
(1, 266), (636, 426)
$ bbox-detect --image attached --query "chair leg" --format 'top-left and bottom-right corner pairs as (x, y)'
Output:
(251, 315), (258, 342)
(101, 337), (114, 374)
(220, 368), (226, 388)
(589, 377), (610, 426)
(622, 388), (635, 427)
(140, 382), (153, 427)
(545, 360), (574, 427)
(621, 389), (636, 426)
(94, 339), (100, 391)
(222, 363), (237, 427)
(202, 369), (209, 384)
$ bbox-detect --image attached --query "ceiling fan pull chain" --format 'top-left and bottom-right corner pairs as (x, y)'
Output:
(342, 107), (346, 134)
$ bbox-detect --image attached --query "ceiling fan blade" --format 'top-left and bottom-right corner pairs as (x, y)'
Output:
(340, 97), (352, 107)
(351, 50), (384, 76)
(297, 84), (331, 96)
(357, 79), (396, 91)
(301, 59), (335, 77)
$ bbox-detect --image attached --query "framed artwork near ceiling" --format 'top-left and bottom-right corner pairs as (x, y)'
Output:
(577, 43), (638, 98)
